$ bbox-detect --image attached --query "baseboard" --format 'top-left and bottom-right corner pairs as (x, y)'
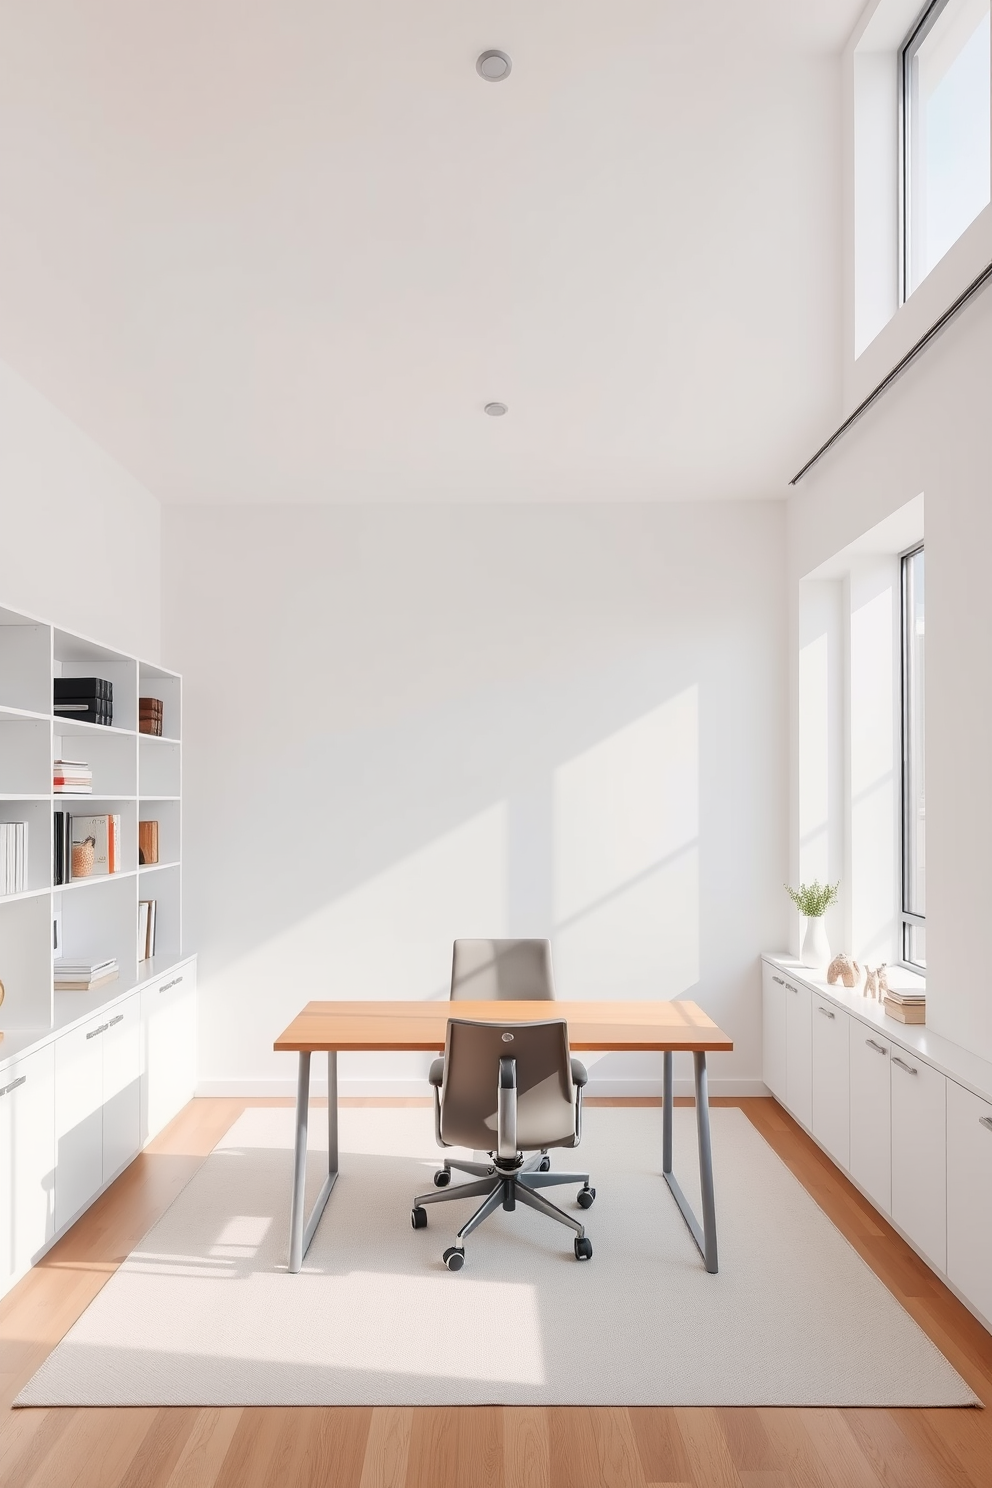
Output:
(195, 1078), (771, 1099)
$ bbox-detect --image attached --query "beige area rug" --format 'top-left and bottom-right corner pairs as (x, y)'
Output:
(17, 1106), (979, 1407)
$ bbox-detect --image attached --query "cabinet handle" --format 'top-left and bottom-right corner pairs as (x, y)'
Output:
(772, 975), (785, 985)
(160, 976), (182, 993)
(109, 1014), (124, 1026)
(865, 1038), (888, 1055)
(0, 1075), (27, 1097)
(980, 1117), (992, 1133)
(86, 1023), (110, 1040)
(892, 1056), (918, 1076)
(818, 1007), (835, 1019)
(785, 982), (798, 993)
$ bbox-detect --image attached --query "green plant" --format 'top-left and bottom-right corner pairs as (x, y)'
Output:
(785, 879), (839, 918)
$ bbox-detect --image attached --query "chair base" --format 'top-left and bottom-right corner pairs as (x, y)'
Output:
(413, 1153), (593, 1261)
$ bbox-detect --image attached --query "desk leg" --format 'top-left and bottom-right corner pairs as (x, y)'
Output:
(288, 1050), (339, 1274)
(662, 1049), (719, 1274)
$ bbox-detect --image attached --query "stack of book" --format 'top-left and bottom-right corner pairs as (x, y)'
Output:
(54, 677), (114, 727)
(53, 759), (92, 794)
(0, 822), (28, 896)
(138, 899), (158, 960)
(884, 988), (926, 1025)
(54, 956), (119, 992)
(139, 697), (164, 736)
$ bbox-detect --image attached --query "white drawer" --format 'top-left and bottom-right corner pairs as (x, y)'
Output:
(890, 1047), (946, 1272)
(947, 1080), (992, 1326)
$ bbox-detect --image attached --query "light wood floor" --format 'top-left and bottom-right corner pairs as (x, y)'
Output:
(2, 1095), (991, 1487)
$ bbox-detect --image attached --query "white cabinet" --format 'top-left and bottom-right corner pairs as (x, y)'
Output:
(54, 992), (142, 1231)
(0, 1045), (55, 1288)
(102, 997), (141, 1180)
(785, 975), (812, 1129)
(142, 964), (196, 1143)
(811, 995), (850, 1169)
(850, 1024), (892, 1214)
(54, 1014), (106, 1231)
(891, 1048), (946, 1272)
(947, 1081), (992, 1327)
(761, 961), (788, 1100)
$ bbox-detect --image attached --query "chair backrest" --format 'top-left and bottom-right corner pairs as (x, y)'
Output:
(450, 939), (556, 1002)
(439, 1018), (576, 1152)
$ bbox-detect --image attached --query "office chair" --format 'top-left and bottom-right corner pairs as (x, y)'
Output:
(411, 1017), (595, 1269)
(450, 938), (556, 1002)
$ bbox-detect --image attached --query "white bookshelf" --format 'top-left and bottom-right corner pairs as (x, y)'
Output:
(0, 602), (183, 1034)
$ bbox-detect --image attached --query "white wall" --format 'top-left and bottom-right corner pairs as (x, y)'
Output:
(0, 356), (160, 658)
(788, 286), (992, 1058)
(163, 502), (788, 1095)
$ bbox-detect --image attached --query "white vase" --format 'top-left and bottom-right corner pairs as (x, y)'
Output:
(801, 915), (830, 969)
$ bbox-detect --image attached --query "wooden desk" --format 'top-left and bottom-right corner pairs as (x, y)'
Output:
(274, 999), (733, 1275)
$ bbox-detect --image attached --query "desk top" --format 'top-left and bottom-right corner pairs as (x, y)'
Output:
(274, 999), (733, 1053)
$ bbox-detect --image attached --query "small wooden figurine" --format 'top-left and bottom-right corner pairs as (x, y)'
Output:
(864, 965), (878, 999)
(827, 953), (861, 989)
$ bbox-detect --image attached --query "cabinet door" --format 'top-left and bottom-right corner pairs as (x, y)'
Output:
(850, 1026), (892, 1214)
(811, 995), (850, 1169)
(785, 976), (812, 1130)
(142, 965), (196, 1143)
(102, 996), (141, 1182)
(761, 962), (788, 1100)
(947, 1080), (992, 1326)
(55, 1015), (106, 1231)
(891, 1049), (946, 1271)
(0, 1045), (56, 1288)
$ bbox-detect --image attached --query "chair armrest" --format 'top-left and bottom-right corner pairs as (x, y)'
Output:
(571, 1058), (588, 1088)
(429, 1057), (445, 1088)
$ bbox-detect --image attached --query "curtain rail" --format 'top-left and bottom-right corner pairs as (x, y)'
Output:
(790, 258), (992, 486)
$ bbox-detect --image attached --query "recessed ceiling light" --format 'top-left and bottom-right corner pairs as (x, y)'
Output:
(484, 402), (508, 416)
(477, 50), (511, 82)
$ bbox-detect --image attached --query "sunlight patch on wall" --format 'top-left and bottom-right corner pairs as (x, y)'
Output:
(551, 690), (699, 999)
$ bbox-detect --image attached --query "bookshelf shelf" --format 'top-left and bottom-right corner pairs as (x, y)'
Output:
(0, 886), (53, 905)
(56, 871), (139, 893)
(0, 601), (182, 1031)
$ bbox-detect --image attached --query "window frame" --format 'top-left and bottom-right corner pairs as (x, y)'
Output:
(900, 542), (926, 968)
(900, 0), (948, 303)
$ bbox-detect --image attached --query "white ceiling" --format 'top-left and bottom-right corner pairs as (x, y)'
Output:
(0, 2), (865, 504)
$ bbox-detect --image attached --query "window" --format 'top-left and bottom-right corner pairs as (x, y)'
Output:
(901, 547), (926, 967)
(902, 0), (991, 297)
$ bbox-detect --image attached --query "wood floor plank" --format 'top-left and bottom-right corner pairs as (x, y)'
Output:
(116, 1406), (200, 1488)
(674, 1408), (745, 1488)
(503, 1406), (550, 1488)
(756, 1406), (882, 1488)
(839, 1408), (952, 1488)
(406, 1406), (460, 1488)
(163, 1410), (243, 1488)
(360, 1407), (414, 1488)
(628, 1406), (692, 1483)
(548, 1406), (608, 1488)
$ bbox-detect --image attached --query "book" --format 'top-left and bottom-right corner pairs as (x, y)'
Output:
(54, 704), (114, 726)
(54, 759), (93, 794)
(69, 814), (121, 877)
(139, 697), (163, 712)
(884, 997), (926, 1024)
(139, 718), (163, 736)
(881, 986), (926, 1004)
(54, 973), (120, 991)
(139, 899), (157, 959)
(54, 677), (113, 701)
(0, 821), (28, 895)
(138, 820), (159, 864)
(54, 956), (118, 975)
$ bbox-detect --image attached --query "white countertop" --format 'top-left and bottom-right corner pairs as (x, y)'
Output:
(763, 953), (992, 1106)
(0, 954), (196, 1073)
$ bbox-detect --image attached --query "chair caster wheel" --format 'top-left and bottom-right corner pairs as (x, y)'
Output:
(433, 1169), (451, 1187)
(577, 1185), (596, 1209)
(539, 1155), (551, 1172)
(443, 1246), (465, 1271)
(574, 1237), (593, 1261)
(411, 1206), (428, 1229)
